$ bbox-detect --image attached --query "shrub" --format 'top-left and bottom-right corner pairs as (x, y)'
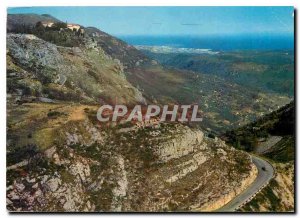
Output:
(47, 110), (61, 118)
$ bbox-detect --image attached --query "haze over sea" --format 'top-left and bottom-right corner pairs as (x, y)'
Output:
(118, 34), (294, 51)
(8, 7), (294, 51)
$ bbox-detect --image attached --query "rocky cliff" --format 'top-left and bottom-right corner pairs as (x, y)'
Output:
(7, 33), (146, 105)
(7, 104), (257, 211)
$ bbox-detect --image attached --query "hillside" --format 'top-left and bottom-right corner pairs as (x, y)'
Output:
(223, 102), (295, 212)
(7, 33), (145, 105)
(7, 13), (60, 32)
(7, 102), (258, 211)
(138, 47), (294, 97)
(126, 65), (290, 133)
(7, 14), (291, 133)
(7, 14), (150, 70)
(6, 13), (295, 212)
(223, 101), (294, 156)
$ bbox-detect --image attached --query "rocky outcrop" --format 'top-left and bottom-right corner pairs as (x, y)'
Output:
(165, 151), (208, 183)
(7, 114), (259, 212)
(153, 126), (204, 163)
(7, 33), (147, 104)
(7, 34), (63, 68)
(198, 161), (258, 211)
(110, 156), (128, 211)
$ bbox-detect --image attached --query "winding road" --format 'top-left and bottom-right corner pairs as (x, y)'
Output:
(215, 155), (274, 212)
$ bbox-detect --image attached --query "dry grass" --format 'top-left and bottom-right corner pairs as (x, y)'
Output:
(7, 102), (98, 150)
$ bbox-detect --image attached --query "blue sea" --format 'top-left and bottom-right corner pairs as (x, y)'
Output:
(118, 34), (294, 51)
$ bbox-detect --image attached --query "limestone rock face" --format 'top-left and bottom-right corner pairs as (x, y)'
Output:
(154, 127), (204, 163)
(110, 156), (128, 211)
(7, 116), (257, 212)
(7, 34), (63, 67)
(7, 33), (147, 104)
(69, 160), (90, 182)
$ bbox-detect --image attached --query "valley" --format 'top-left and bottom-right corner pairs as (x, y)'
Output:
(6, 12), (295, 212)
(137, 46), (294, 97)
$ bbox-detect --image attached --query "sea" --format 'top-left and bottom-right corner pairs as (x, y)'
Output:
(118, 34), (294, 51)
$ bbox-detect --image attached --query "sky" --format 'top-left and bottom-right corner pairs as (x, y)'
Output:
(8, 7), (294, 37)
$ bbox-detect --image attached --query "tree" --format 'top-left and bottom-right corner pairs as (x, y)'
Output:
(51, 22), (67, 31)
(35, 21), (45, 34)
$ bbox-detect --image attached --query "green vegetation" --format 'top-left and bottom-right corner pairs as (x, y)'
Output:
(264, 136), (294, 162)
(89, 181), (115, 211)
(47, 110), (62, 118)
(230, 102), (295, 212)
(10, 21), (84, 47)
(60, 168), (76, 184)
(128, 64), (291, 134)
(240, 178), (289, 212)
(241, 156), (295, 212)
(6, 13), (295, 212)
(7, 144), (38, 166)
(223, 101), (294, 156)
(144, 50), (294, 96)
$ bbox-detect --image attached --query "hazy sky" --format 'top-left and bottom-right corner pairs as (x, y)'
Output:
(8, 7), (294, 36)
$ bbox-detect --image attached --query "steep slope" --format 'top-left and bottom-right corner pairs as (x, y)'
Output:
(239, 161), (294, 212)
(8, 14), (296, 212)
(7, 14), (150, 105)
(7, 33), (145, 105)
(7, 14), (291, 133)
(223, 102), (295, 212)
(7, 103), (257, 211)
(7, 13), (61, 32)
(6, 13), (263, 212)
(223, 101), (295, 154)
(7, 14), (151, 70)
(84, 27), (150, 69)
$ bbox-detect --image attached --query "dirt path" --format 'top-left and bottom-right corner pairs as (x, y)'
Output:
(68, 105), (88, 121)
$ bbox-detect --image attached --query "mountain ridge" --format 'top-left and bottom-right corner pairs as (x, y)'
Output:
(6, 12), (294, 212)
(7, 13), (291, 132)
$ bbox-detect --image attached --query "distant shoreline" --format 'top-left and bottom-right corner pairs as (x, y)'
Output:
(118, 34), (294, 51)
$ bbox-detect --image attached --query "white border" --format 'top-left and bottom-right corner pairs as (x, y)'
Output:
(0, 1), (298, 218)
(1, 0), (298, 6)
